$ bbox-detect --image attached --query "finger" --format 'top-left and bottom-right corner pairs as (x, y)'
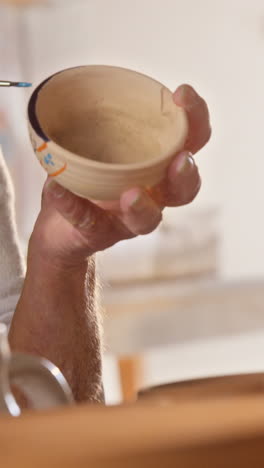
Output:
(43, 179), (132, 252)
(166, 151), (201, 206)
(173, 84), (211, 154)
(120, 188), (162, 235)
(146, 151), (201, 208)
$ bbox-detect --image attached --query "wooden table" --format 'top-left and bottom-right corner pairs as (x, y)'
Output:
(1, 396), (264, 467)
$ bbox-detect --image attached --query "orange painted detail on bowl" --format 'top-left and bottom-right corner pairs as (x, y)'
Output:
(37, 142), (48, 152)
(49, 163), (67, 177)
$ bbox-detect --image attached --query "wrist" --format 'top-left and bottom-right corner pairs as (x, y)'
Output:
(27, 253), (89, 283)
(27, 234), (92, 281)
(28, 211), (94, 273)
(9, 251), (96, 352)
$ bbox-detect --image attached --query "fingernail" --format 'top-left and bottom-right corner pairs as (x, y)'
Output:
(174, 85), (199, 108)
(174, 151), (195, 175)
(46, 179), (66, 198)
(129, 191), (153, 213)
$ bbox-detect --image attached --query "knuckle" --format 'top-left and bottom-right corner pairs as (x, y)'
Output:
(64, 197), (90, 228)
(63, 194), (77, 218)
(75, 210), (95, 230)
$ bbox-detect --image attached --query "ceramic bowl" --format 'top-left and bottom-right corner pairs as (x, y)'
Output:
(138, 373), (264, 402)
(28, 65), (188, 200)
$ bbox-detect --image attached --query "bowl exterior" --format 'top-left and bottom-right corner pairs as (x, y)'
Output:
(27, 65), (188, 200)
(28, 122), (68, 179)
(28, 120), (183, 200)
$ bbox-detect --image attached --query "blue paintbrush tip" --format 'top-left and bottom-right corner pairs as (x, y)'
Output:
(17, 82), (32, 88)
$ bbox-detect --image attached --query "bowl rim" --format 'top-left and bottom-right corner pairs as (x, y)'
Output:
(138, 372), (264, 397)
(28, 65), (188, 172)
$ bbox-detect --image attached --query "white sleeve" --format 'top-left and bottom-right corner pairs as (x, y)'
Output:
(0, 147), (25, 327)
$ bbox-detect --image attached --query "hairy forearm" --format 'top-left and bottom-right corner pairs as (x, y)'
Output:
(8, 255), (104, 403)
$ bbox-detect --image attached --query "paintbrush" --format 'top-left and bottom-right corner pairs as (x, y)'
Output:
(0, 80), (32, 88)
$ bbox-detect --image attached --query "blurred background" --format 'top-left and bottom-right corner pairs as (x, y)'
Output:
(1, 0), (264, 404)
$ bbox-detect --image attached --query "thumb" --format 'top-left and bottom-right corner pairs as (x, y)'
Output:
(43, 179), (102, 230)
(43, 179), (130, 251)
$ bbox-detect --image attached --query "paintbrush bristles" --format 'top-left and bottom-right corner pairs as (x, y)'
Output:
(0, 81), (32, 88)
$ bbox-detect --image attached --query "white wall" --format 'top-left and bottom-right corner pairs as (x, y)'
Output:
(7, 0), (264, 279)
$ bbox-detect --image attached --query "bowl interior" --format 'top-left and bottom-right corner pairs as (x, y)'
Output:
(35, 66), (186, 166)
